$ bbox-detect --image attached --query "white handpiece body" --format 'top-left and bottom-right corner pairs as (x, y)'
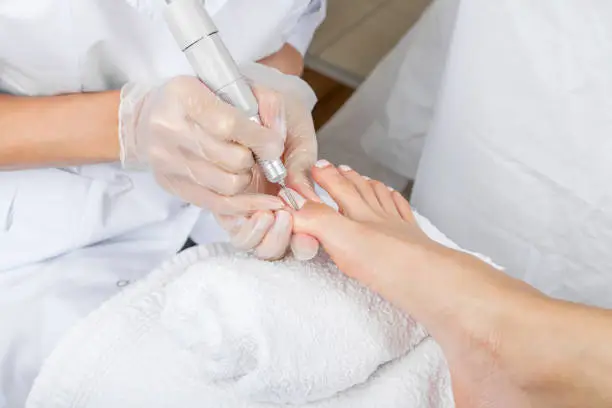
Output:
(163, 0), (290, 187)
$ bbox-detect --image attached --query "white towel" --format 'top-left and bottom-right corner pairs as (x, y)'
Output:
(26, 214), (500, 408)
(160, 253), (426, 404)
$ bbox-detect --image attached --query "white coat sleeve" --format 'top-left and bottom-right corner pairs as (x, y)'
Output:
(286, 0), (327, 55)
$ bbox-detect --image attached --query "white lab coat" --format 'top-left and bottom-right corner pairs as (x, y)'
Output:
(0, 0), (325, 405)
(320, 0), (612, 307)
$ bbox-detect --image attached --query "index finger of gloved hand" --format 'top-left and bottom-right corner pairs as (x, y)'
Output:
(186, 93), (285, 162)
(217, 211), (275, 250)
(154, 173), (285, 215)
(290, 233), (320, 261)
(253, 210), (292, 260)
(176, 125), (255, 174)
(178, 148), (254, 196)
(163, 76), (216, 103)
(149, 143), (253, 196)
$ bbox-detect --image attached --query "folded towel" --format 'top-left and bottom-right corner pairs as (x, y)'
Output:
(160, 253), (425, 404)
(26, 213), (500, 408)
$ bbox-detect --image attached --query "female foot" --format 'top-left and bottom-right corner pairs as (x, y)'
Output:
(292, 160), (538, 408)
(291, 160), (446, 308)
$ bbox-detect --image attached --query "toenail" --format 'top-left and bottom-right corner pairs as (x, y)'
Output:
(292, 241), (319, 261)
(363, 176), (372, 181)
(338, 164), (352, 172)
(387, 186), (395, 191)
(314, 159), (331, 168)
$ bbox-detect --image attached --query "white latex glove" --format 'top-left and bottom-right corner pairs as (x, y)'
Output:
(214, 63), (321, 260)
(118, 63), (320, 260)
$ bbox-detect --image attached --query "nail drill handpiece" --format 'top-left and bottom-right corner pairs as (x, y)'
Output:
(163, 0), (298, 209)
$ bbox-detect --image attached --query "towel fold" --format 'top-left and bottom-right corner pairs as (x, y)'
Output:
(160, 253), (426, 404)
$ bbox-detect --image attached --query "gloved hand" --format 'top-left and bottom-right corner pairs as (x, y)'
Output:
(214, 63), (321, 260)
(118, 63), (320, 260)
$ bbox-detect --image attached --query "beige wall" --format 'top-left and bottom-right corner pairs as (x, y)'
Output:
(308, 0), (431, 82)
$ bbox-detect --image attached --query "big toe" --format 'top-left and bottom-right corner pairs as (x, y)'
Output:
(293, 202), (402, 292)
(293, 202), (363, 257)
(291, 233), (320, 261)
(293, 201), (346, 237)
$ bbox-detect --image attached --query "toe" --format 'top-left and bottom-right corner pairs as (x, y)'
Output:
(392, 191), (416, 222)
(372, 181), (401, 218)
(293, 202), (409, 291)
(312, 160), (372, 219)
(338, 165), (382, 212)
(290, 233), (320, 260)
(293, 201), (367, 260)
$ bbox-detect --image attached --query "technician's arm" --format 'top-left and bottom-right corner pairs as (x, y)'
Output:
(0, 44), (307, 170)
(0, 77), (289, 218)
(259, 43), (305, 76)
(0, 91), (120, 169)
(259, 0), (326, 77)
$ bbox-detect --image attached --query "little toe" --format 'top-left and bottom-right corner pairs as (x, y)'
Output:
(338, 165), (382, 212)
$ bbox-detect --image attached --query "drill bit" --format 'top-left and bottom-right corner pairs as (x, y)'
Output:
(280, 182), (299, 210)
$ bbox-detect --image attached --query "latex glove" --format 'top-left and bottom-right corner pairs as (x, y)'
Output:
(118, 64), (320, 260)
(118, 76), (287, 216)
(213, 63), (321, 260)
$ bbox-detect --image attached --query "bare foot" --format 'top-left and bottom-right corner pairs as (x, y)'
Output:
(292, 160), (443, 307)
(292, 161), (536, 408)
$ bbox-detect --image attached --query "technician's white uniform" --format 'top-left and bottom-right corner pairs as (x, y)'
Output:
(320, 0), (612, 307)
(0, 0), (325, 405)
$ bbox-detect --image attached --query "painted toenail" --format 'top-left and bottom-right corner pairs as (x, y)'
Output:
(314, 159), (331, 168)
(338, 165), (352, 172)
(292, 241), (319, 261)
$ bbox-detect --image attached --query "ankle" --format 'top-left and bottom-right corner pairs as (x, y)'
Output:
(453, 283), (567, 405)
(411, 249), (546, 382)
